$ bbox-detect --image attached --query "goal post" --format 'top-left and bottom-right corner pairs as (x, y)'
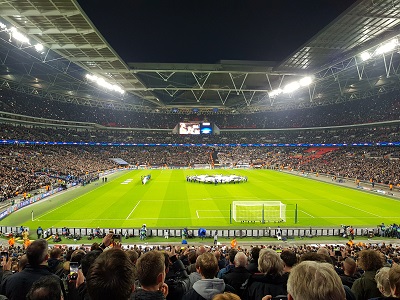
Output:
(231, 201), (286, 223)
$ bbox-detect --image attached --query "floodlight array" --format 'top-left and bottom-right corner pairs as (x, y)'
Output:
(86, 74), (125, 94)
(360, 38), (398, 62)
(268, 76), (313, 98)
(0, 21), (44, 54)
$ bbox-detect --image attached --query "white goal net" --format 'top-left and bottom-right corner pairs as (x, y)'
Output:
(232, 201), (286, 223)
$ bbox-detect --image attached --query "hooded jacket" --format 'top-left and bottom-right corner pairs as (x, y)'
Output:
(182, 278), (235, 300)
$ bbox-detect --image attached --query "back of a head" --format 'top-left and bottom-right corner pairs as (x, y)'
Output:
(316, 247), (330, 257)
(136, 250), (165, 288)
(27, 275), (61, 300)
(299, 252), (332, 264)
(26, 239), (48, 266)
(258, 249), (284, 275)
(287, 260), (345, 300)
(49, 248), (62, 259)
(357, 249), (384, 271)
(343, 257), (357, 275)
(126, 250), (139, 264)
(197, 252), (219, 279)
(375, 267), (391, 297)
(212, 292), (241, 300)
(280, 250), (297, 268)
(81, 250), (102, 277)
(250, 247), (260, 261)
(86, 248), (135, 300)
(234, 252), (247, 268)
(228, 249), (238, 264)
(389, 264), (400, 298)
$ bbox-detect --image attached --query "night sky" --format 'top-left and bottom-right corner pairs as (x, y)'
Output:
(77, 0), (358, 64)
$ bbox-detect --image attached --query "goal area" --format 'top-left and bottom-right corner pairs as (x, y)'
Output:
(231, 201), (286, 223)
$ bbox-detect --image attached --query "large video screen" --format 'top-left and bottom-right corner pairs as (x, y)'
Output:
(179, 122), (213, 135)
(179, 122), (200, 135)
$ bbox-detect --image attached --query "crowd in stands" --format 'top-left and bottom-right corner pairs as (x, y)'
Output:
(1, 123), (400, 145)
(3, 143), (400, 201)
(2, 87), (400, 129)
(0, 234), (400, 299)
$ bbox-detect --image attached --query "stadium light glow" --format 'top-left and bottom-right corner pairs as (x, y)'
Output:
(283, 81), (300, 94)
(360, 51), (371, 61)
(10, 27), (30, 45)
(299, 76), (313, 87)
(34, 43), (44, 53)
(375, 39), (397, 55)
(86, 73), (125, 94)
(269, 76), (312, 98)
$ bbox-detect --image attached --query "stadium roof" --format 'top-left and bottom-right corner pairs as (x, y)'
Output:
(1, 0), (400, 113)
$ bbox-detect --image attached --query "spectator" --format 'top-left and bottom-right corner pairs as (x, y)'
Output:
(372, 267), (392, 299)
(132, 250), (168, 300)
(352, 250), (385, 300)
(86, 248), (135, 300)
(246, 247), (260, 274)
(222, 252), (251, 298)
(212, 292), (241, 300)
(286, 260), (346, 300)
(26, 275), (62, 300)
(243, 249), (287, 300)
(280, 250), (297, 274)
(389, 264), (400, 298)
(47, 248), (63, 274)
(1, 239), (64, 300)
(217, 249), (237, 279)
(340, 258), (359, 289)
(182, 252), (235, 300)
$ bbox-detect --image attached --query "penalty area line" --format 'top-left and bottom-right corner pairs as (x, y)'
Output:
(126, 200), (141, 220)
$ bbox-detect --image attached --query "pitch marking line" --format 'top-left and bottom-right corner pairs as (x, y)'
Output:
(299, 210), (315, 218)
(35, 184), (109, 221)
(330, 199), (382, 217)
(126, 200), (141, 220)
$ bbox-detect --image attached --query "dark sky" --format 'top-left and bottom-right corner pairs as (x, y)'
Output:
(77, 0), (358, 64)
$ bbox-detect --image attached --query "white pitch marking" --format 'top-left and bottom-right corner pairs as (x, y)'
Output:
(126, 200), (141, 220)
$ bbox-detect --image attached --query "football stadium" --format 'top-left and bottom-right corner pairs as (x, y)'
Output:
(1, 0), (400, 240)
(3, 1), (400, 299)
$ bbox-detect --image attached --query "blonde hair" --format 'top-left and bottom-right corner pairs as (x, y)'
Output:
(212, 292), (241, 300)
(375, 267), (391, 297)
(287, 261), (346, 300)
(257, 248), (284, 275)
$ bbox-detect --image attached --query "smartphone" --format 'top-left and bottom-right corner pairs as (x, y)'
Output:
(1, 251), (8, 260)
(69, 262), (79, 280)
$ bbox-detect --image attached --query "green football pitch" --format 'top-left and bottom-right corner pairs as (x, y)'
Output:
(1, 169), (400, 229)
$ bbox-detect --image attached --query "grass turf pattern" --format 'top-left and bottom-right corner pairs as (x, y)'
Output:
(1, 169), (399, 229)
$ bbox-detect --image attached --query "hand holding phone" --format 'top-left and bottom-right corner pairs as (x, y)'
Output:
(69, 262), (79, 280)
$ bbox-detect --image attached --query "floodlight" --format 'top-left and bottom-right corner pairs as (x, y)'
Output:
(360, 51), (371, 61)
(10, 27), (30, 45)
(299, 76), (312, 87)
(283, 81), (300, 93)
(375, 39), (397, 55)
(34, 43), (44, 52)
(268, 88), (282, 98)
(86, 73), (125, 94)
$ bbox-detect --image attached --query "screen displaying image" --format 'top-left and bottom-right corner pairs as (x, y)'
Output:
(200, 122), (213, 134)
(179, 122), (200, 135)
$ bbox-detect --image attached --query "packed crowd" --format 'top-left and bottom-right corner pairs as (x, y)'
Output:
(2, 88), (400, 129)
(2, 144), (400, 202)
(0, 235), (400, 299)
(1, 122), (400, 145)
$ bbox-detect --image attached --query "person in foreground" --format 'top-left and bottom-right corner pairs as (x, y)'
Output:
(131, 250), (169, 300)
(262, 260), (346, 300)
(182, 252), (235, 300)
